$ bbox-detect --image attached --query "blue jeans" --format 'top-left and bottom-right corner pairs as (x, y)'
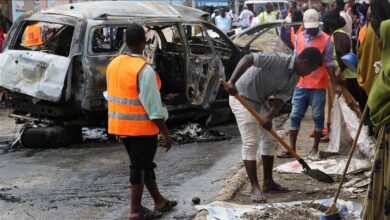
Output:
(290, 87), (326, 132)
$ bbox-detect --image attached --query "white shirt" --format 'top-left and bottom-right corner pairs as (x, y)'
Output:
(239, 9), (254, 28)
(340, 11), (353, 37)
(251, 16), (260, 27)
(215, 15), (232, 34)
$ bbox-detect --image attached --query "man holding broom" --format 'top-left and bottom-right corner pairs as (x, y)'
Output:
(224, 48), (323, 203)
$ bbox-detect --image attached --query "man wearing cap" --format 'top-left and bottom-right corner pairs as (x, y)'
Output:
(278, 9), (336, 159)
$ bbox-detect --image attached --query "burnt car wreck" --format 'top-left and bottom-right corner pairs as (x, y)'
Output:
(0, 1), (295, 147)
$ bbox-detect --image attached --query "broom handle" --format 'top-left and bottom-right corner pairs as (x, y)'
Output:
(220, 79), (303, 161)
(332, 102), (369, 204)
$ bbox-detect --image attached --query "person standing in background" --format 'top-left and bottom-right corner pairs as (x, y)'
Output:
(259, 3), (278, 23)
(251, 7), (264, 27)
(239, 5), (254, 30)
(332, 0), (353, 37)
(0, 10), (12, 34)
(278, 9), (337, 159)
(215, 8), (232, 34)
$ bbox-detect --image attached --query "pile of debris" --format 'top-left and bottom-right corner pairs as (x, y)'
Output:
(241, 206), (320, 220)
(240, 203), (356, 220)
(170, 123), (228, 144)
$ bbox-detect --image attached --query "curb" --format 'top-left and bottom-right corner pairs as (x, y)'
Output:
(193, 164), (249, 220)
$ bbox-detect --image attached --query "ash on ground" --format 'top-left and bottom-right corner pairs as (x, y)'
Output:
(170, 123), (229, 144)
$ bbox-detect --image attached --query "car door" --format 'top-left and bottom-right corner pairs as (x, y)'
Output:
(181, 22), (226, 108)
(231, 21), (301, 54)
(0, 17), (81, 102)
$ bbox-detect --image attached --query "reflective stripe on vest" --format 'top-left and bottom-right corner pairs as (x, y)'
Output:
(108, 112), (149, 121)
(24, 23), (43, 47)
(332, 29), (357, 79)
(296, 31), (330, 89)
(106, 55), (161, 136)
(107, 96), (142, 106)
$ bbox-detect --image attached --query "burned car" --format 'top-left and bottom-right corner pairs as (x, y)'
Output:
(0, 1), (295, 147)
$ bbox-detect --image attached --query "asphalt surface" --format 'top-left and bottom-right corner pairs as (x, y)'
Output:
(0, 111), (242, 220)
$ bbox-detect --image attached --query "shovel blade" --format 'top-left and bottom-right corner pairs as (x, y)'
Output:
(303, 169), (334, 183)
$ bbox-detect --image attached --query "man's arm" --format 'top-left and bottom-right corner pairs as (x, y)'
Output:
(226, 54), (254, 95)
(151, 119), (171, 151)
(138, 65), (172, 151)
(263, 99), (284, 130)
(324, 39), (337, 93)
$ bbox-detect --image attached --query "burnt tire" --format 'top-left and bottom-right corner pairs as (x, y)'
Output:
(21, 126), (82, 148)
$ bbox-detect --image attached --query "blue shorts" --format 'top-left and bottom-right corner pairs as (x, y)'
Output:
(290, 87), (326, 132)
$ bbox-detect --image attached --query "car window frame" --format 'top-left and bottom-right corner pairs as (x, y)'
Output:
(87, 24), (127, 56)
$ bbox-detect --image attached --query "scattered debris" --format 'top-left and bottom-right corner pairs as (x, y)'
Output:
(195, 199), (362, 220)
(192, 197), (201, 205)
(241, 206), (320, 220)
(170, 123), (229, 144)
(82, 127), (108, 142)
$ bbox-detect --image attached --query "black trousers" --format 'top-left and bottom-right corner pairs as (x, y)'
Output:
(122, 135), (158, 185)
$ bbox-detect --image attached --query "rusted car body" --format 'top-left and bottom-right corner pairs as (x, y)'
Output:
(0, 1), (295, 146)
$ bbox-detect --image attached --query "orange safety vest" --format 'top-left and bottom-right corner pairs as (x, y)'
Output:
(106, 55), (161, 136)
(24, 23), (43, 47)
(296, 31), (330, 89)
(290, 24), (303, 46)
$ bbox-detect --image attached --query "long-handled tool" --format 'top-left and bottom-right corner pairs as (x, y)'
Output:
(220, 79), (334, 183)
(320, 102), (370, 220)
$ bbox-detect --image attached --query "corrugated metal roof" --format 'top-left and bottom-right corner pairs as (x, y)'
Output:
(42, 1), (207, 19)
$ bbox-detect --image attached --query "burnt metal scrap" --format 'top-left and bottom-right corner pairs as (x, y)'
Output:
(170, 123), (229, 144)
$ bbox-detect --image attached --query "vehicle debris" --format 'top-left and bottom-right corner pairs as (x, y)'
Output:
(170, 123), (229, 144)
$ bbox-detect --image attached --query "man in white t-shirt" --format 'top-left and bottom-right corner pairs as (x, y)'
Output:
(215, 8), (232, 34)
(332, 0), (353, 37)
(240, 6), (254, 30)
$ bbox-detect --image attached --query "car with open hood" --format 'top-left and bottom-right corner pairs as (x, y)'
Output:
(0, 1), (296, 147)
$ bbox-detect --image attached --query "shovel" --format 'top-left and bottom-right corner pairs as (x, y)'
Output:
(220, 79), (334, 183)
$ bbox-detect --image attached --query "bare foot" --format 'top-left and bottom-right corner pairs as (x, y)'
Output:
(250, 188), (267, 203)
(262, 181), (289, 193)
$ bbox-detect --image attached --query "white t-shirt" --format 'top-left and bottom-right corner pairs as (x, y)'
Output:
(340, 11), (353, 37)
(215, 15), (232, 34)
(239, 9), (254, 28)
(251, 16), (260, 27)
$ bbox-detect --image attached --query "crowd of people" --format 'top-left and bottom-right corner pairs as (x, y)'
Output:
(206, 1), (390, 219)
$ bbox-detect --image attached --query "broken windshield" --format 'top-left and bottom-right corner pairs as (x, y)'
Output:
(12, 21), (74, 57)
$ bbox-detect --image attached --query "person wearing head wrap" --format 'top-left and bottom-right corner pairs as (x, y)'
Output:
(369, 0), (390, 37)
(362, 19), (390, 220)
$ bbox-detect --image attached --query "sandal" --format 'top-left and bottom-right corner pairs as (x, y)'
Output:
(128, 206), (162, 220)
(155, 200), (177, 212)
(277, 151), (293, 158)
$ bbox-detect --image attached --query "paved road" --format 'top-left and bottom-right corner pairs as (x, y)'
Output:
(0, 120), (242, 220)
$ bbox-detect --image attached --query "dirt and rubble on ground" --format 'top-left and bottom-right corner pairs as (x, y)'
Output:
(194, 110), (370, 220)
(241, 205), (322, 220)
